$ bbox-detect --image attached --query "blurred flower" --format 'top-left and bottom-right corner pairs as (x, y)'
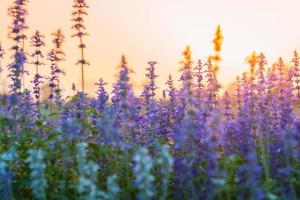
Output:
(133, 148), (155, 200)
(26, 149), (47, 200)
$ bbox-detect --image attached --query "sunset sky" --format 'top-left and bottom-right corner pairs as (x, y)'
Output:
(1, 0), (300, 97)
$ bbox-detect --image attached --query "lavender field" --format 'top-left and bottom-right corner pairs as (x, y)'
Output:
(0, 0), (300, 199)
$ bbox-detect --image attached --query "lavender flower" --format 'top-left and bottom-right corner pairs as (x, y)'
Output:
(141, 61), (159, 106)
(93, 78), (109, 112)
(133, 148), (155, 200)
(0, 147), (18, 200)
(222, 91), (233, 124)
(8, 0), (29, 92)
(155, 145), (173, 200)
(26, 149), (47, 200)
(0, 42), (5, 73)
(238, 151), (265, 200)
(30, 30), (45, 74)
(71, 0), (90, 92)
(7, 51), (27, 93)
(141, 61), (160, 142)
(165, 74), (176, 120)
(28, 31), (45, 106)
(51, 29), (66, 63)
(61, 117), (84, 141)
(76, 142), (104, 200)
(48, 49), (62, 105)
(280, 67), (294, 129)
(291, 51), (300, 98)
(31, 73), (43, 106)
(193, 59), (204, 106)
(204, 57), (220, 110)
(51, 29), (66, 107)
(178, 46), (194, 108)
(111, 55), (140, 143)
(0, 19), (299, 199)
(20, 88), (39, 119)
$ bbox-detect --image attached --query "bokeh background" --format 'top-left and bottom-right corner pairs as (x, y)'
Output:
(1, 0), (300, 97)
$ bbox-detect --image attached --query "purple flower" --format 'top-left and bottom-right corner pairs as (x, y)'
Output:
(30, 30), (45, 74)
(47, 49), (63, 105)
(291, 51), (300, 98)
(0, 42), (5, 73)
(141, 61), (159, 104)
(111, 55), (140, 143)
(193, 59), (204, 107)
(51, 29), (66, 63)
(61, 117), (84, 141)
(7, 0), (29, 93)
(71, 0), (90, 92)
(8, 51), (27, 93)
(204, 57), (220, 110)
(93, 78), (108, 112)
(31, 73), (43, 106)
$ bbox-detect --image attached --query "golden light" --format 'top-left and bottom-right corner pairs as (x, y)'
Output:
(0, 0), (300, 96)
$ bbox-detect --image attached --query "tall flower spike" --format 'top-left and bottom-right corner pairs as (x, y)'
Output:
(51, 29), (66, 75)
(213, 25), (224, 53)
(142, 61), (159, 109)
(281, 67), (294, 128)
(47, 49), (62, 105)
(0, 42), (5, 73)
(8, 0), (29, 92)
(266, 59), (282, 134)
(211, 24), (224, 72)
(133, 148), (155, 200)
(235, 76), (242, 116)
(156, 145), (174, 200)
(176, 46), (194, 124)
(246, 51), (257, 80)
(7, 51), (27, 93)
(111, 55), (132, 108)
(179, 46), (193, 103)
(277, 57), (285, 95)
(166, 74), (176, 119)
(204, 57), (220, 110)
(7, 0), (29, 47)
(111, 55), (140, 142)
(51, 29), (66, 106)
(193, 59), (204, 106)
(71, 0), (90, 92)
(51, 29), (65, 62)
(30, 31), (45, 106)
(141, 61), (160, 142)
(256, 53), (267, 98)
(30, 30), (45, 74)
(223, 91), (233, 123)
(25, 149), (47, 200)
(145, 61), (159, 99)
(22, 88), (34, 107)
(31, 73), (43, 106)
(94, 78), (109, 112)
(76, 143), (103, 199)
(291, 51), (300, 98)
(0, 147), (18, 200)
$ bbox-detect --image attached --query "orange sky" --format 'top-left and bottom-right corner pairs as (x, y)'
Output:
(1, 0), (300, 97)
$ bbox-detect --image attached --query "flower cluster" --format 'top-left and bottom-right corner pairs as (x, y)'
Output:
(0, 1), (300, 199)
